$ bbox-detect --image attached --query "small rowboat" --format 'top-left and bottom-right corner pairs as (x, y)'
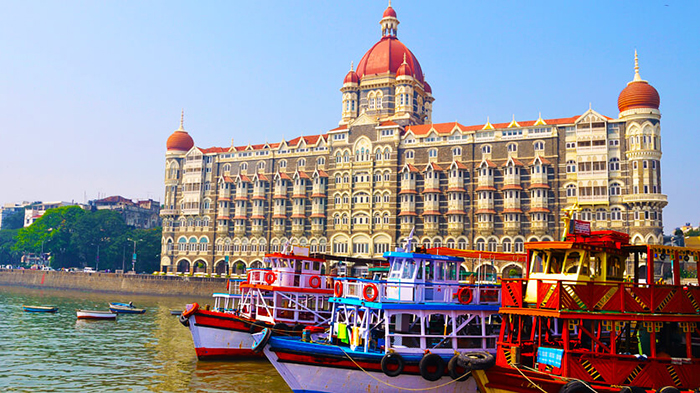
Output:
(109, 302), (146, 314)
(23, 305), (58, 313)
(76, 310), (117, 320)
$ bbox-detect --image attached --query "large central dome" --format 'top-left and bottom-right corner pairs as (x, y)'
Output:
(355, 4), (424, 83)
(356, 36), (424, 83)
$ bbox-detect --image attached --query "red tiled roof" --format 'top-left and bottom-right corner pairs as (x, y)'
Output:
(252, 196), (266, 200)
(399, 189), (418, 195)
(316, 170), (329, 178)
(480, 160), (497, 168)
(256, 174), (269, 181)
(502, 209), (523, 214)
(200, 147), (228, 154)
(223, 176), (235, 183)
(501, 184), (523, 191)
(277, 172), (291, 180)
(402, 163), (420, 173)
(329, 125), (348, 132)
(238, 175), (251, 183)
(310, 213), (326, 218)
(503, 158), (525, 167)
(528, 183), (551, 189)
(310, 193), (326, 198)
(272, 214), (287, 219)
(273, 195), (287, 199)
(446, 210), (466, 215)
(422, 188), (441, 193)
(94, 195), (133, 204)
(405, 122), (467, 136)
(532, 156), (552, 165)
(422, 210), (441, 216)
(291, 214), (306, 219)
(475, 186), (497, 192)
(218, 197), (231, 202)
(296, 171), (310, 179)
(475, 209), (497, 214)
(398, 211), (418, 216)
(529, 208), (551, 213)
(451, 161), (468, 170)
(292, 194), (306, 199)
(446, 187), (465, 192)
(379, 120), (400, 127)
(217, 216), (230, 220)
(233, 215), (247, 220)
(426, 162), (443, 171)
(234, 196), (248, 201)
(251, 215), (265, 219)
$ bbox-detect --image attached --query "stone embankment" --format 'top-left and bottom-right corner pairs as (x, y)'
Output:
(0, 269), (225, 297)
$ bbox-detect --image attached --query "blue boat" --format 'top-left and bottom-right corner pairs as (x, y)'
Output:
(23, 305), (58, 313)
(252, 234), (500, 392)
(109, 302), (146, 314)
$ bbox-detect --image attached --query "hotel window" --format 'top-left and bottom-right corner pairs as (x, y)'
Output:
(514, 239), (524, 253)
(428, 149), (438, 158)
(566, 160), (577, 173)
(566, 184), (577, 197)
(241, 163), (248, 171)
(279, 160), (287, 169)
(609, 158), (620, 171)
(298, 158), (306, 167)
(611, 208), (622, 221)
(481, 145), (491, 154)
(643, 160), (648, 169)
(317, 157), (325, 165)
(633, 161), (638, 169)
(453, 147), (462, 156)
(507, 143), (517, 152)
(609, 183), (621, 196)
(534, 141), (544, 151)
(405, 150), (414, 159)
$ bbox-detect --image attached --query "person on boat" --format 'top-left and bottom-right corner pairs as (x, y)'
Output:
(129, 302), (133, 307)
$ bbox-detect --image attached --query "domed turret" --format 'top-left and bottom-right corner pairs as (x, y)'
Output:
(166, 110), (194, 153)
(618, 51), (660, 113)
(396, 54), (413, 78)
(343, 61), (359, 85)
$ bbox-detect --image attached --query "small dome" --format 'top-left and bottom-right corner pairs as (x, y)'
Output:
(382, 5), (397, 18)
(167, 130), (194, 152)
(396, 61), (412, 77)
(618, 80), (660, 112)
(343, 69), (359, 84)
(423, 81), (432, 94)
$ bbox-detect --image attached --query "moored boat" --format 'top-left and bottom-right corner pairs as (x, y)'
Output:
(76, 310), (117, 320)
(253, 237), (505, 392)
(180, 249), (339, 360)
(23, 305), (58, 313)
(109, 302), (146, 314)
(471, 216), (700, 392)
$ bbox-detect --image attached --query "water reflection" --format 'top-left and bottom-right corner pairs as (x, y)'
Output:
(0, 286), (290, 393)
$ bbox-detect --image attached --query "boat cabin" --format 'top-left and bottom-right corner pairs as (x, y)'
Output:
(384, 251), (462, 303)
(247, 253), (329, 290)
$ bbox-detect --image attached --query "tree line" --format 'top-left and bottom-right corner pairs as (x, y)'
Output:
(0, 206), (161, 273)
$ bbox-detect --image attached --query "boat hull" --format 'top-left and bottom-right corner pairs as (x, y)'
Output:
(262, 337), (478, 393)
(23, 306), (58, 313)
(76, 310), (116, 320)
(109, 306), (146, 314)
(186, 310), (263, 360)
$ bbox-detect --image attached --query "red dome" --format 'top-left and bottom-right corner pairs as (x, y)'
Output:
(383, 6), (397, 18)
(423, 81), (432, 94)
(343, 69), (359, 84)
(167, 130), (194, 152)
(356, 36), (424, 82)
(396, 61), (412, 77)
(618, 80), (660, 112)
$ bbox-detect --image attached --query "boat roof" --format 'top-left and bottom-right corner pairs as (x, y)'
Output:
(382, 251), (464, 262)
(428, 247), (527, 262)
(264, 252), (326, 263)
(330, 297), (500, 311)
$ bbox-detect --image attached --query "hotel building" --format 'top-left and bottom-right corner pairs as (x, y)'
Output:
(160, 5), (665, 276)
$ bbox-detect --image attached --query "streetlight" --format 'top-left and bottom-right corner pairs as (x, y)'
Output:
(127, 238), (142, 274)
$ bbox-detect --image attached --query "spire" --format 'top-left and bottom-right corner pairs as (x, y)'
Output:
(507, 114), (520, 128)
(177, 109), (185, 131)
(381, 1), (399, 37)
(350, 61), (354, 71)
(534, 112), (547, 126)
(633, 49), (642, 82)
(402, 53), (407, 65)
(482, 116), (494, 130)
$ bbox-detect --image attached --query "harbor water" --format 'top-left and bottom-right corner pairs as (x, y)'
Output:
(0, 286), (290, 393)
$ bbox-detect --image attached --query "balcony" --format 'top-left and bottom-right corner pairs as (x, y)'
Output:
(477, 200), (494, 210)
(400, 223), (413, 236)
(292, 224), (305, 237)
(477, 221), (494, 234)
(234, 225), (246, 237)
(477, 176), (494, 188)
(622, 193), (668, 205)
(530, 221), (549, 234)
(272, 224), (286, 236)
(530, 172), (547, 185)
(530, 199), (548, 209)
(503, 199), (521, 210)
(424, 222), (439, 236)
(311, 223), (324, 236)
(251, 225), (264, 236)
(504, 221), (521, 234)
(448, 222), (464, 236)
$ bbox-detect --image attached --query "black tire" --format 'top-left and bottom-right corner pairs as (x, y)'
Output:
(252, 328), (271, 353)
(292, 324), (305, 333)
(272, 323), (289, 335)
(559, 380), (591, 393)
(178, 314), (189, 327)
(620, 387), (647, 393)
(448, 354), (471, 382)
(459, 351), (495, 370)
(418, 353), (445, 382)
(657, 388), (681, 393)
(249, 321), (264, 334)
(380, 353), (404, 377)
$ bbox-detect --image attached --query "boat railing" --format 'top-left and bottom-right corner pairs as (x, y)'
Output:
(336, 278), (501, 305)
(503, 278), (700, 314)
(246, 268), (333, 291)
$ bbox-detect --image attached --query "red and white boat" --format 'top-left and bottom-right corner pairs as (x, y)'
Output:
(76, 310), (117, 320)
(180, 249), (335, 360)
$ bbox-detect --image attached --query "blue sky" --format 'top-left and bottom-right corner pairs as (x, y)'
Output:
(1, 1), (698, 231)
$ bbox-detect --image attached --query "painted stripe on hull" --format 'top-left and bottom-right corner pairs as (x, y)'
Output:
(194, 346), (261, 360)
(188, 314), (262, 360)
(264, 347), (478, 393)
(472, 368), (642, 393)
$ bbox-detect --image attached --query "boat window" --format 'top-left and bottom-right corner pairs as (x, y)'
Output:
(564, 252), (581, 274)
(446, 262), (457, 281)
(433, 262), (443, 281)
(416, 262), (424, 279)
(531, 251), (546, 273)
(589, 254), (602, 278)
(579, 252), (590, 276)
(303, 262), (310, 271)
(313, 261), (320, 271)
(402, 259), (417, 279)
(607, 255), (623, 280)
(546, 252), (564, 274)
(389, 259), (403, 279)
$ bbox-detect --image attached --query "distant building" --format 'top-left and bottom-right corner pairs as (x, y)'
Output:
(90, 196), (161, 229)
(24, 201), (83, 227)
(0, 202), (31, 229)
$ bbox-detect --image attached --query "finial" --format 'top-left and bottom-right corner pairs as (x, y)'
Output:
(402, 53), (407, 65)
(177, 109), (185, 131)
(388, 0), (392, 7)
(633, 49), (642, 82)
(350, 61), (354, 71)
(589, 102), (592, 110)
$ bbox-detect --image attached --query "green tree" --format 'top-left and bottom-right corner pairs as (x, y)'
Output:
(0, 229), (21, 265)
(71, 209), (127, 270)
(14, 206), (85, 267)
(127, 227), (162, 273)
(3, 210), (24, 230)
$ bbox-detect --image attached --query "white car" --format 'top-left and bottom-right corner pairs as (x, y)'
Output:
(83, 267), (95, 273)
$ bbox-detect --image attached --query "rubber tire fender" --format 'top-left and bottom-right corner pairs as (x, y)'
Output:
(418, 353), (445, 382)
(619, 387), (647, 393)
(252, 328), (272, 353)
(272, 323), (289, 335)
(249, 321), (264, 334)
(380, 352), (404, 377)
(559, 380), (592, 393)
(459, 351), (495, 370)
(657, 388), (681, 393)
(447, 354), (471, 382)
(178, 313), (189, 327)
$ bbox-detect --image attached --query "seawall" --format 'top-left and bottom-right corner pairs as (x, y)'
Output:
(0, 270), (225, 298)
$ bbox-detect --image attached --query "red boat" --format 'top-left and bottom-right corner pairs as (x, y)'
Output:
(472, 222), (700, 393)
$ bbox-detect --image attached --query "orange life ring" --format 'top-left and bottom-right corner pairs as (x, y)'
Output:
(363, 283), (379, 302)
(264, 271), (276, 285)
(457, 287), (473, 304)
(182, 302), (199, 318)
(309, 275), (322, 288)
(334, 281), (343, 297)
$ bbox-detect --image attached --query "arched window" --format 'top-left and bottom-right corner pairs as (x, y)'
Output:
(257, 161), (265, 170)
(405, 150), (414, 159)
(609, 157), (620, 171)
(481, 145), (491, 154)
(476, 239), (485, 251)
(534, 141), (544, 150)
(610, 182), (622, 196)
(566, 184), (577, 197)
(611, 207), (622, 221)
(452, 147), (462, 156)
(241, 163), (248, 171)
(428, 149), (438, 158)
(279, 160), (287, 169)
(317, 157), (325, 166)
(566, 160), (577, 173)
(502, 238), (512, 253)
(298, 158), (306, 168)
(514, 239), (524, 253)
(507, 143), (517, 152)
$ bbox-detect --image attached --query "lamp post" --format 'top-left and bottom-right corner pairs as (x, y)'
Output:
(127, 238), (141, 273)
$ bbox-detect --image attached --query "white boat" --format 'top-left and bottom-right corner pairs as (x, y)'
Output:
(76, 310), (117, 320)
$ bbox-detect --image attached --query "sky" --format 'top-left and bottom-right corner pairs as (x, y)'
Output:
(1, 1), (699, 231)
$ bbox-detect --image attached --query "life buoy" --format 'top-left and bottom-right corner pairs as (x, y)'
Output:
(459, 351), (495, 370)
(251, 328), (272, 353)
(448, 354), (470, 382)
(182, 302), (199, 318)
(264, 271), (276, 285)
(559, 380), (592, 393)
(363, 283), (379, 302)
(309, 275), (321, 288)
(419, 353), (445, 381)
(380, 353), (404, 377)
(457, 287), (473, 304)
(334, 281), (343, 297)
